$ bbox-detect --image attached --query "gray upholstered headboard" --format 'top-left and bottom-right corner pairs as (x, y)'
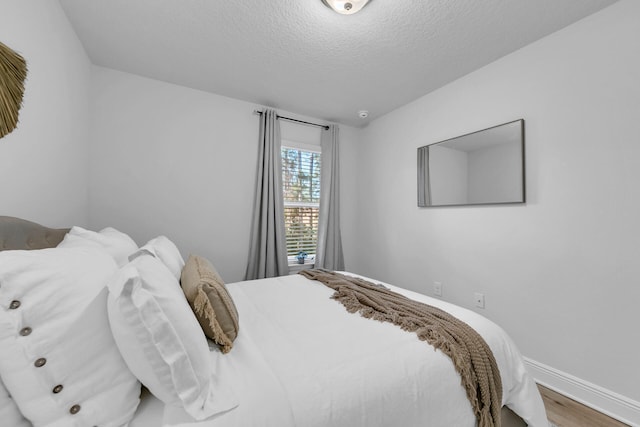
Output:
(0, 216), (70, 251)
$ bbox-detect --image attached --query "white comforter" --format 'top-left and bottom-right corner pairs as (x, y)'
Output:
(132, 273), (548, 427)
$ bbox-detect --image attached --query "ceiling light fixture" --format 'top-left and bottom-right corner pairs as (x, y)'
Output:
(321, 0), (371, 15)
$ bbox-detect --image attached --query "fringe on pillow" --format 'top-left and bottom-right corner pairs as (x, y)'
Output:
(193, 286), (233, 354)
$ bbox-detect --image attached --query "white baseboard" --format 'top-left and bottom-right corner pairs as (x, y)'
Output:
(524, 357), (640, 427)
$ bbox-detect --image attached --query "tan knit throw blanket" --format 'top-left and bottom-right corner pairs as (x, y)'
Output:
(300, 269), (503, 427)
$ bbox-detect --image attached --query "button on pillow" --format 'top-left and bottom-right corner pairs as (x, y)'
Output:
(0, 247), (140, 427)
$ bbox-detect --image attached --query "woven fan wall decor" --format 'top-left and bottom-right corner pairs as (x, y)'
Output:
(0, 41), (27, 139)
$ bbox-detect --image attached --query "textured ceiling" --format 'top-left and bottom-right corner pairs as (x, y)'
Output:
(59, 0), (617, 127)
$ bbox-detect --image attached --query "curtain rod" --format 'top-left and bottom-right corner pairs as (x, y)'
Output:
(253, 110), (330, 130)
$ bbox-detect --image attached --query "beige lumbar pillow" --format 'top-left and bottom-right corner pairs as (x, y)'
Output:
(181, 255), (239, 353)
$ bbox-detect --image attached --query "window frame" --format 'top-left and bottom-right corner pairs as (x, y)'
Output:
(280, 139), (322, 267)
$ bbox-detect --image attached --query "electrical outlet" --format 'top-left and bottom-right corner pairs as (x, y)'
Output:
(474, 292), (485, 309)
(433, 281), (442, 297)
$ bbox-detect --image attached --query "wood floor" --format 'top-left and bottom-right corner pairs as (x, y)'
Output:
(538, 384), (630, 427)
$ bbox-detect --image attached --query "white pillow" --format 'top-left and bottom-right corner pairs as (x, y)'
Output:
(0, 247), (141, 427)
(129, 235), (185, 280)
(58, 225), (138, 266)
(107, 254), (237, 420)
(0, 378), (31, 427)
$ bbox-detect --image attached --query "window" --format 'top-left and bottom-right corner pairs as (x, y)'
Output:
(281, 143), (321, 263)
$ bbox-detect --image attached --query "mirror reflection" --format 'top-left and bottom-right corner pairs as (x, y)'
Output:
(418, 119), (525, 207)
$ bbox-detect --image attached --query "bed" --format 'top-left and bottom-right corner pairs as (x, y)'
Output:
(0, 216), (548, 427)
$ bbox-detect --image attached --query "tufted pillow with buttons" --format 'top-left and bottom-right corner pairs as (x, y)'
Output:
(0, 377), (31, 427)
(57, 226), (138, 267)
(107, 254), (238, 421)
(128, 235), (185, 280)
(0, 247), (141, 427)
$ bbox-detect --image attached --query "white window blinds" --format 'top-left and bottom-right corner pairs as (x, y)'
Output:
(281, 144), (321, 257)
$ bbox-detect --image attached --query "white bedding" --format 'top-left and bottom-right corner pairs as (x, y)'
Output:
(131, 273), (548, 427)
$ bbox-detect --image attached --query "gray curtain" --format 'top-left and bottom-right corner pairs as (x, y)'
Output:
(315, 125), (345, 270)
(417, 146), (431, 206)
(245, 109), (289, 280)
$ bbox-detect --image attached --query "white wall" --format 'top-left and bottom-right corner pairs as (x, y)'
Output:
(350, 0), (640, 409)
(0, 1), (91, 226)
(89, 66), (360, 282)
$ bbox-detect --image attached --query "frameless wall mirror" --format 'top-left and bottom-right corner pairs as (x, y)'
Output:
(418, 119), (525, 207)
